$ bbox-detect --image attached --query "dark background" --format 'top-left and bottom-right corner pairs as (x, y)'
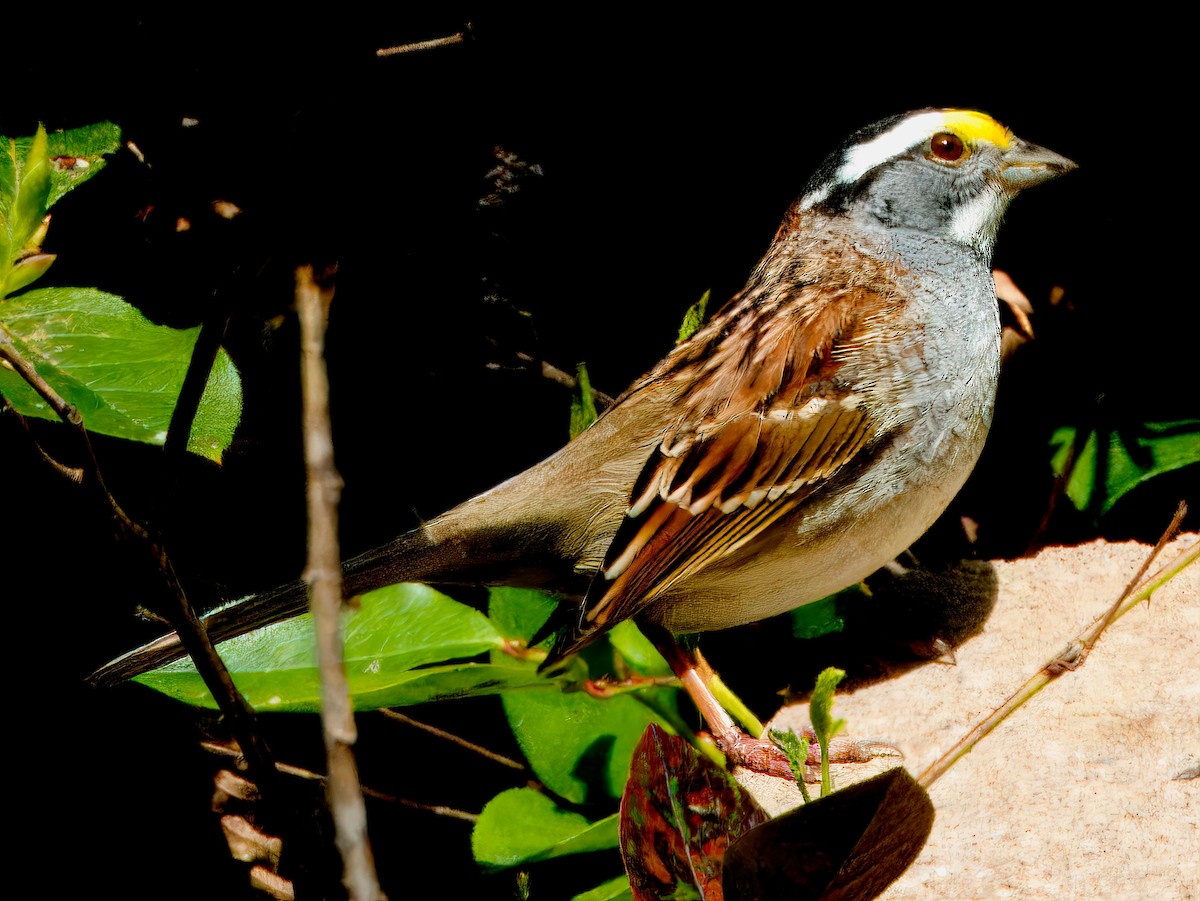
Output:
(5, 9), (1195, 899)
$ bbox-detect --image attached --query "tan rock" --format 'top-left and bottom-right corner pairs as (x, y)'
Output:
(762, 535), (1199, 900)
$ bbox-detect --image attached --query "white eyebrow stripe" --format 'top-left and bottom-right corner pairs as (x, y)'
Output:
(835, 110), (948, 185)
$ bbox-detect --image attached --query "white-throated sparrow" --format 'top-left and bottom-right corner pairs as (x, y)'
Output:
(97, 109), (1074, 764)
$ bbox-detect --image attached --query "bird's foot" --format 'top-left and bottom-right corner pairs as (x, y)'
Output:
(709, 726), (903, 783)
(710, 729), (796, 780)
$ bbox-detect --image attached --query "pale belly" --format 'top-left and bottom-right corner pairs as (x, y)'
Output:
(647, 440), (983, 634)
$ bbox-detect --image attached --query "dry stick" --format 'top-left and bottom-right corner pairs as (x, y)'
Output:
(512, 351), (616, 409)
(295, 265), (384, 901)
(380, 708), (526, 771)
(0, 329), (277, 781)
(918, 502), (1195, 789)
(376, 28), (469, 57)
(202, 741), (481, 822)
(0, 394), (84, 481)
(1083, 501), (1189, 652)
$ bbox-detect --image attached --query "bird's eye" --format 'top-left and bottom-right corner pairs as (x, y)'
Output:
(929, 132), (966, 162)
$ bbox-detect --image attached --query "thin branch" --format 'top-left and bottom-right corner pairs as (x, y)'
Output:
(0, 393), (84, 481)
(202, 741), (480, 822)
(919, 502), (1196, 788)
(376, 27), (470, 57)
(1081, 501), (1188, 653)
(296, 264), (384, 901)
(366, 796), (478, 823)
(379, 709), (526, 771)
(509, 351), (616, 408)
(0, 330), (85, 424)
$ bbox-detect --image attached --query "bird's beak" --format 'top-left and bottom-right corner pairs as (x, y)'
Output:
(1000, 139), (1077, 189)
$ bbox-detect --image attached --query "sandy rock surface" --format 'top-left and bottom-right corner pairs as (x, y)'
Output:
(755, 534), (1199, 900)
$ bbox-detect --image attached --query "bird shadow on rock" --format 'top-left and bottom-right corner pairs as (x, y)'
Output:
(702, 558), (1000, 715)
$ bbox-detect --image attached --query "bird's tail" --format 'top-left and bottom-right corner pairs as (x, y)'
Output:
(87, 483), (595, 687)
(87, 528), (442, 688)
(88, 435), (612, 688)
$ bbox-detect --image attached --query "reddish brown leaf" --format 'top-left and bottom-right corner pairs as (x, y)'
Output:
(621, 724), (770, 900)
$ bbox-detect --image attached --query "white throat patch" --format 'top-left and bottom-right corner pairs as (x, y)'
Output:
(949, 184), (1007, 254)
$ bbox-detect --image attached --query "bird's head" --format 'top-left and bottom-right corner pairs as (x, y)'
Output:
(799, 108), (1076, 257)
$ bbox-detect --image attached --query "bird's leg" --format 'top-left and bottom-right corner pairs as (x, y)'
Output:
(647, 628), (904, 785)
(647, 628), (796, 780)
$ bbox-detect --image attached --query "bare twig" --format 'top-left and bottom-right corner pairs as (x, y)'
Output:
(1081, 502), (1188, 654)
(919, 503), (1196, 788)
(364, 795), (478, 823)
(296, 264), (384, 900)
(0, 330), (84, 424)
(510, 351), (616, 408)
(376, 27), (469, 57)
(379, 709), (526, 771)
(202, 741), (480, 821)
(0, 393), (84, 481)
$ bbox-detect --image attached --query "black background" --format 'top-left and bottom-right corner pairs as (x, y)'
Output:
(5, 8), (1195, 899)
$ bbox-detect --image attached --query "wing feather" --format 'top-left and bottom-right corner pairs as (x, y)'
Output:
(548, 221), (909, 660)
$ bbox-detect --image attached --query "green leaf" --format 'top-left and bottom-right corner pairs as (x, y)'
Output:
(810, 667), (846, 746)
(488, 585), (559, 644)
(676, 289), (710, 343)
(571, 875), (632, 901)
(810, 667), (847, 797)
(1051, 421), (1200, 515)
(790, 592), (850, 638)
(43, 121), (123, 208)
(710, 671), (765, 738)
(472, 788), (619, 870)
(133, 583), (556, 711)
(488, 586), (681, 801)
(0, 286), (242, 461)
(0, 146), (13, 276)
(2, 122), (121, 297)
(500, 681), (679, 804)
(3, 252), (55, 295)
(9, 125), (51, 258)
(607, 620), (671, 677)
(767, 728), (812, 802)
(0, 136), (16, 217)
(0, 122), (122, 214)
(141, 657), (554, 712)
(569, 361), (598, 439)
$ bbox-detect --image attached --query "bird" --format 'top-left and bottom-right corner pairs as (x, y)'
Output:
(94, 108), (1074, 769)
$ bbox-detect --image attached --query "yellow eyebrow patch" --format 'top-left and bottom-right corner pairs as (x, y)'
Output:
(940, 109), (1013, 149)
